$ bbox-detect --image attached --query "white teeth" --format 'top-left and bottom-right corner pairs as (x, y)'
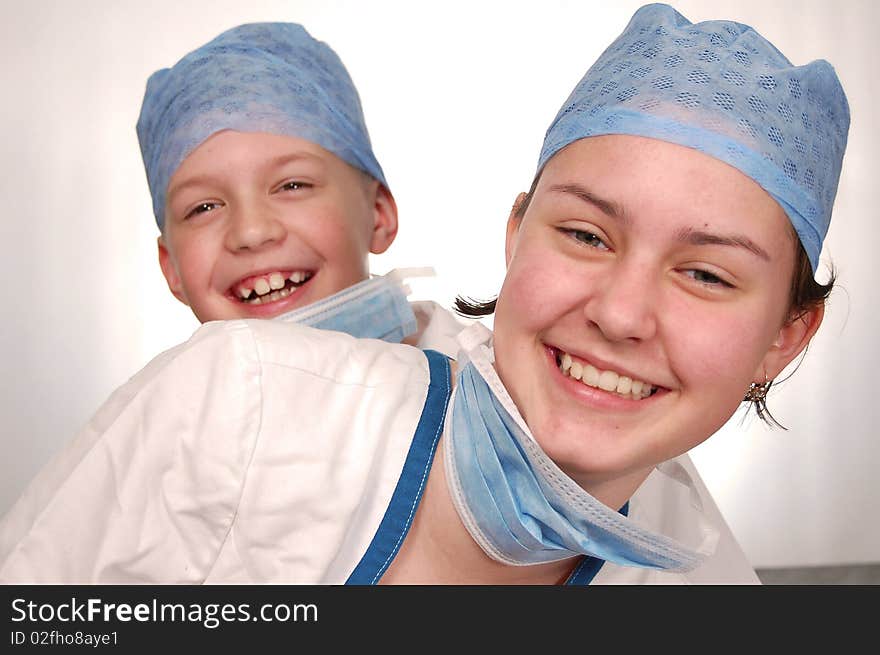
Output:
(561, 352), (572, 373)
(243, 284), (295, 305)
(254, 278), (271, 295)
(557, 350), (655, 400)
(583, 364), (600, 387)
(269, 273), (285, 290)
(236, 270), (312, 303)
(598, 370), (618, 392)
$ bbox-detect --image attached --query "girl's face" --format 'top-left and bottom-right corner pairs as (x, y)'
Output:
(493, 135), (822, 494)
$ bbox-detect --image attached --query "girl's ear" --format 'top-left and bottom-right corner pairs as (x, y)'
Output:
(756, 304), (825, 381)
(505, 192), (528, 267)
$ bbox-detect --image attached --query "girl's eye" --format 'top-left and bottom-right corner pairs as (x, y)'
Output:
(184, 202), (221, 219)
(685, 269), (734, 288)
(563, 228), (610, 250)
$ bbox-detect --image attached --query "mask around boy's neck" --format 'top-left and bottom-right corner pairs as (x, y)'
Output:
(276, 268), (434, 343)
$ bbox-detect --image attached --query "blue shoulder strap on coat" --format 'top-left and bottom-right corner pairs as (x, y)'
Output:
(346, 349), (451, 585)
(564, 502), (629, 586)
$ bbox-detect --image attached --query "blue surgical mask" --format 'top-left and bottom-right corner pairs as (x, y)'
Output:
(444, 323), (718, 571)
(276, 268), (430, 343)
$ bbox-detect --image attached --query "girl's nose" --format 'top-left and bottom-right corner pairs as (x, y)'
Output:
(581, 262), (658, 343)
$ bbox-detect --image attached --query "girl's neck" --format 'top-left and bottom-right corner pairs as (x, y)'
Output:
(379, 434), (580, 585)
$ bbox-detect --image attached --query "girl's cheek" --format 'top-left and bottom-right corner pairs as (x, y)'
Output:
(673, 308), (771, 382)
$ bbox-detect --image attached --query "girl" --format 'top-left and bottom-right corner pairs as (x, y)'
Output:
(0, 4), (848, 584)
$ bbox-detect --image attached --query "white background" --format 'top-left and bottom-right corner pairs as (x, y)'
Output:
(1, 0), (877, 569)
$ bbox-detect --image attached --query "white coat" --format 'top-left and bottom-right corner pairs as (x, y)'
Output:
(0, 308), (759, 584)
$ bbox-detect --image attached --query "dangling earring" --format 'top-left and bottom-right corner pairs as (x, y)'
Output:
(744, 375), (786, 430)
(744, 377), (770, 404)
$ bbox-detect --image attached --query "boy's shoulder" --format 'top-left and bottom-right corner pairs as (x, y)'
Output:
(192, 318), (433, 383)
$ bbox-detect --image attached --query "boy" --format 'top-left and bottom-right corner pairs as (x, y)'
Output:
(139, 22), (460, 350)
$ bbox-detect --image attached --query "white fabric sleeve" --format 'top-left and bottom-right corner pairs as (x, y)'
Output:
(0, 320), (263, 583)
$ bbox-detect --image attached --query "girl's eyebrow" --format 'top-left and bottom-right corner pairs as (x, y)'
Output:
(549, 181), (772, 261)
(676, 227), (771, 261)
(548, 183), (627, 222)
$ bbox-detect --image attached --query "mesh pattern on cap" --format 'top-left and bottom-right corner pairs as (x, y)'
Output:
(538, 3), (850, 271)
(136, 23), (386, 230)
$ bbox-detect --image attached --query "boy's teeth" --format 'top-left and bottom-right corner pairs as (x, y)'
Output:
(254, 278), (271, 295)
(236, 271), (313, 302)
(557, 350), (655, 400)
(269, 272), (285, 290)
(243, 285), (295, 304)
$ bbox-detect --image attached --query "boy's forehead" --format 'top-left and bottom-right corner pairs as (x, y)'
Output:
(167, 130), (368, 194)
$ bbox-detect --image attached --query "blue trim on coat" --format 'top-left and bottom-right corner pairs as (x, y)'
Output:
(345, 349), (451, 585)
(564, 501), (630, 586)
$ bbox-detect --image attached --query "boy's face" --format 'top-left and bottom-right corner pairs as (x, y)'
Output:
(158, 131), (397, 322)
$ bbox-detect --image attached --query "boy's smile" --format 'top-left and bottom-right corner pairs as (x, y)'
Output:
(157, 131), (397, 322)
(231, 270), (314, 305)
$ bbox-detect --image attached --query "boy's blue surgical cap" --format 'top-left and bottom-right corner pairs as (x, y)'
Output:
(539, 3), (850, 272)
(137, 23), (387, 230)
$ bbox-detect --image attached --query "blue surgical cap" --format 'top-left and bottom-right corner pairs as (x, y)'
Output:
(137, 23), (387, 230)
(539, 3), (850, 272)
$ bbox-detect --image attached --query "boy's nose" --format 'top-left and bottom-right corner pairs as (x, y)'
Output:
(581, 262), (658, 343)
(225, 203), (286, 252)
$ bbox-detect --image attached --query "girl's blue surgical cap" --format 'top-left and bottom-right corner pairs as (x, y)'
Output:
(137, 23), (387, 230)
(539, 3), (850, 272)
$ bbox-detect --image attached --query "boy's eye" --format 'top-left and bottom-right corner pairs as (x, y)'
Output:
(562, 228), (610, 251)
(278, 180), (312, 192)
(184, 202), (221, 219)
(684, 268), (734, 288)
